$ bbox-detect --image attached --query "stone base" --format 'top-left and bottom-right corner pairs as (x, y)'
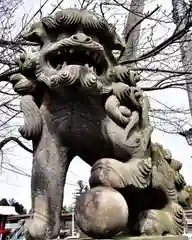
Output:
(79, 236), (189, 240)
(114, 236), (189, 240)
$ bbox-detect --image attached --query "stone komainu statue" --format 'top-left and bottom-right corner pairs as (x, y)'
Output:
(5, 7), (189, 239)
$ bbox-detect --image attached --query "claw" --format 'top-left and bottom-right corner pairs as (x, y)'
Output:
(90, 66), (94, 71)
(56, 64), (62, 71)
(62, 62), (67, 69)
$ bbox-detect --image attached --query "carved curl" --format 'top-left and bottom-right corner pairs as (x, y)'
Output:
(137, 202), (185, 236)
(19, 95), (42, 141)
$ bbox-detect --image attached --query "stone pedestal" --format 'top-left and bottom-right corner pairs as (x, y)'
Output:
(79, 236), (189, 240)
(114, 236), (189, 240)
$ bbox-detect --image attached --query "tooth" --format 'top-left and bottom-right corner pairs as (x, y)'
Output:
(90, 66), (94, 71)
(57, 51), (62, 55)
(84, 64), (89, 68)
(69, 48), (74, 54)
(62, 62), (67, 68)
(56, 64), (62, 70)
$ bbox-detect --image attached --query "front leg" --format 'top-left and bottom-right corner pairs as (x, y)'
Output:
(26, 122), (73, 240)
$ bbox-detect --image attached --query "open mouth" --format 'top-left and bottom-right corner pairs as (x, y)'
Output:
(46, 46), (108, 76)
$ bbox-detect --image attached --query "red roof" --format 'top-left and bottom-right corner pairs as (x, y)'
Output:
(7, 212), (72, 221)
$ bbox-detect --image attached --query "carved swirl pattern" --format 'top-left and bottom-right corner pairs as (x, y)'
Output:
(19, 95), (42, 140)
(172, 202), (185, 235)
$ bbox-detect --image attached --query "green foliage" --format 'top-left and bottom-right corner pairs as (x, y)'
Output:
(185, 185), (192, 193)
(9, 198), (27, 215)
(62, 205), (73, 213)
(74, 180), (89, 201)
(0, 198), (27, 215)
(62, 180), (89, 213)
(0, 198), (9, 206)
(184, 185), (192, 209)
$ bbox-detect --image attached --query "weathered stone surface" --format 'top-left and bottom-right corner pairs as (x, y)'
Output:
(75, 187), (128, 238)
(7, 7), (188, 240)
(114, 236), (189, 240)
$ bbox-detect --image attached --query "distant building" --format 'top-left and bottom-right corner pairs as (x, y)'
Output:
(8, 210), (192, 238)
(0, 206), (18, 239)
(185, 209), (192, 233)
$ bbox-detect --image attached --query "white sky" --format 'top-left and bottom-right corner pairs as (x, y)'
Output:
(0, 0), (192, 211)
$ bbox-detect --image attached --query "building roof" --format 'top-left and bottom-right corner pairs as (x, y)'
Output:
(7, 212), (72, 221)
(186, 218), (192, 225)
(0, 206), (18, 216)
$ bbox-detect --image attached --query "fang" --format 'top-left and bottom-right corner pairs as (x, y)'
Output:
(62, 62), (67, 68)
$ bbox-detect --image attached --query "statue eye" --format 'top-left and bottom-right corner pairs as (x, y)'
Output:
(83, 29), (99, 43)
(89, 35), (99, 43)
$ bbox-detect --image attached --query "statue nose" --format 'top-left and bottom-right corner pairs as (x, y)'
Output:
(71, 33), (92, 44)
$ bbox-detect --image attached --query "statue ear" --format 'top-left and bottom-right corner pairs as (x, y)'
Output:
(22, 22), (44, 43)
(106, 24), (125, 51)
(113, 39), (125, 51)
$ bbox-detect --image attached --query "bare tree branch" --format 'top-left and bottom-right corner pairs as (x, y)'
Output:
(0, 137), (32, 153)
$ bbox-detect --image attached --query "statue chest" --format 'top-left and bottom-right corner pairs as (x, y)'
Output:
(40, 91), (109, 151)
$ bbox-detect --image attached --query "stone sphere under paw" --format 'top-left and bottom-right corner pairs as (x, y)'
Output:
(75, 186), (128, 238)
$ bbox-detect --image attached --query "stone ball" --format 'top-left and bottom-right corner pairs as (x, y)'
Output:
(75, 186), (128, 238)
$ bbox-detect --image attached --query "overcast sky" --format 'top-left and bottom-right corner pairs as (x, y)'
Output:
(0, 0), (192, 211)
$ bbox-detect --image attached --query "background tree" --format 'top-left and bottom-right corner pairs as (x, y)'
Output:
(9, 198), (27, 214)
(0, 198), (10, 206)
(74, 180), (89, 202)
(184, 185), (192, 208)
(0, 197), (27, 214)
(0, 0), (32, 178)
(0, 0), (64, 177)
(62, 205), (73, 213)
(0, 0), (192, 182)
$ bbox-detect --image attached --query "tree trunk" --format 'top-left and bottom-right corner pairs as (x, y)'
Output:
(172, 0), (192, 116)
(119, 0), (146, 66)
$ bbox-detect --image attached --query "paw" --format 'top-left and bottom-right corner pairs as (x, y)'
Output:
(25, 214), (59, 240)
(112, 65), (140, 86)
(122, 86), (142, 109)
(130, 86), (142, 104)
(89, 158), (126, 188)
(114, 105), (131, 126)
(113, 82), (131, 102)
(25, 218), (49, 240)
(119, 106), (131, 118)
(105, 95), (131, 126)
(10, 74), (36, 94)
